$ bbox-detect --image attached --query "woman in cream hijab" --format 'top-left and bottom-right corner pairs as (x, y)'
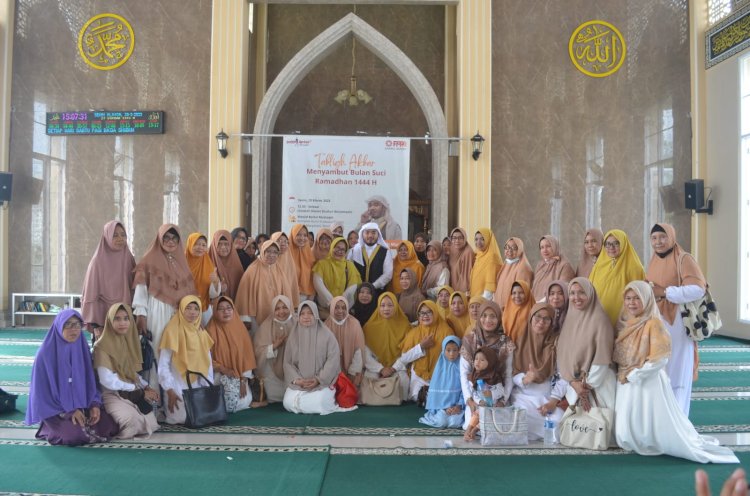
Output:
(158, 295), (214, 425)
(283, 301), (353, 415)
(253, 295), (296, 402)
(614, 281), (738, 463)
(325, 297), (366, 386)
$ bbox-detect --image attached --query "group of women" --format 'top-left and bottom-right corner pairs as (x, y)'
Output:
(24, 219), (737, 463)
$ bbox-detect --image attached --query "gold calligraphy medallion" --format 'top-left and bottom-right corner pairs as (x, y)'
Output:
(569, 20), (626, 78)
(78, 13), (135, 71)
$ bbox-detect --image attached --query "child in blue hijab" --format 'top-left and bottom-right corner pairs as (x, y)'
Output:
(418, 335), (464, 428)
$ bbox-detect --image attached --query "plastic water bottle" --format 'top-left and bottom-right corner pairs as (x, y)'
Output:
(544, 415), (557, 445)
(476, 379), (493, 406)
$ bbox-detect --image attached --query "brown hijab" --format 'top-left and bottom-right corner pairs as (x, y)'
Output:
(93, 303), (142, 384)
(289, 224), (316, 296)
(530, 235), (576, 302)
(493, 236), (534, 310)
(253, 295), (296, 381)
(271, 232), (300, 308)
(513, 303), (557, 383)
(397, 268), (425, 322)
(461, 301), (515, 366)
(468, 346), (504, 386)
(421, 240), (448, 291)
(645, 223), (706, 323)
(448, 228), (475, 293)
(235, 241), (294, 325)
(324, 296), (366, 374)
(133, 224), (196, 308)
(576, 228), (603, 278)
(313, 228), (334, 261)
(206, 296), (257, 377)
(556, 277), (614, 382)
(81, 220), (135, 327)
(209, 230), (244, 300)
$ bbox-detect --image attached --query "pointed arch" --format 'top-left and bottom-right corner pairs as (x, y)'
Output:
(251, 12), (449, 236)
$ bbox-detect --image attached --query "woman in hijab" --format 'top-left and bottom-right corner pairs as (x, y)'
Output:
(389, 241), (425, 294)
(446, 291), (471, 338)
(397, 300), (454, 402)
(235, 240), (295, 334)
(544, 280), (569, 334)
(208, 229), (244, 300)
(646, 223), (707, 416)
(448, 228), (475, 294)
(556, 278), (616, 415)
(470, 228), (503, 299)
(419, 336), (464, 429)
(459, 301), (515, 429)
(511, 303), (566, 441)
(614, 281), (738, 463)
(289, 224), (316, 302)
(325, 297), (366, 386)
(493, 237), (534, 310)
(346, 230), (359, 253)
(435, 285), (453, 319)
(397, 268), (425, 323)
(413, 232), (429, 266)
(158, 295), (214, 425)
(312, 237), (362, 310)
(421, 240), (450, 300)
(253, 295), (296, 402)
(350, 282), (378, 327)
(133, 224), (196, 389)
(26, 310), (119, 445)
(589, 229), (645, 325)
(576, 228), (604, 278)
(501, 280), (535, 343)
(312, 228), (334, 261)
(81, 220), (135, 338)
(185, 232), (222, 326)
(93, 304), (160, 439)
(283, 301), (351, 415)
(271, 232), (301, 308)
(530, 235), (576, 302)
(330, 221), (345, 238)
(231, 227), (255, 270)
(466, 295), (486, 335)
(207, 296), (264, 412)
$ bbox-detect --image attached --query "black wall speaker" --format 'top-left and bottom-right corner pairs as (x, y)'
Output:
(0, 172), (11, 203)
(684, 179), (704, 210)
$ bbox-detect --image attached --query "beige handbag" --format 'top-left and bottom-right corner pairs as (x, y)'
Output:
(360, 375), (402, 406)
(559, 390), (613, 451)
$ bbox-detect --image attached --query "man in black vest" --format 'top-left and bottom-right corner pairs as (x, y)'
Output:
(347, 222), (393, 297)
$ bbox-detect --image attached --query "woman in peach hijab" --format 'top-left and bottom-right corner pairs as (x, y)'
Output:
(493, 237), (534, 310)
(271, 232), (300, 308)
(421, 241), (450, 299)
(289, 224), (316, 302)
(208, 230), (244, 301)
(576, 228), (604, 278)
(312, 228), (334, 261)
(645, 223), (707, 416)
(325, 296), (366, 387)
(389, 241), (424, 294)
(448, 228), (475, 294)
(185, 232), (221, 326)
(530, 235), (575, 302)
(502, 280), (535, 343)
(469, 228), (503, 299)
(235, 240), (295, 334)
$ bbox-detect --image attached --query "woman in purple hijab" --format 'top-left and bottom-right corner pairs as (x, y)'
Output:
(26, 309), (118, 445)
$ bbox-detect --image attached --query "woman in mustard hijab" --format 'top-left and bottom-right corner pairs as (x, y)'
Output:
(589, 229), (645, 325)
(158, 295), (215, 425)
(470, 227), (502, 299)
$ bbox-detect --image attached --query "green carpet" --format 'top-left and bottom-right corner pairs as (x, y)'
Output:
(0, 344), (42, 357)
(0, 329), (47, 340)
(698, 350), (750, 363)
(700, 335), (750, 347)
(319, 451), (750, 496)
(694, 369), (750, 388)
(0, 441), (330, 496)
(689, 399), (750, 427)
(0, 364), (32, 382)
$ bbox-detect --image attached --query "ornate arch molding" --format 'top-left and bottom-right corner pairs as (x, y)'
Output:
(251, 12), (449, 236)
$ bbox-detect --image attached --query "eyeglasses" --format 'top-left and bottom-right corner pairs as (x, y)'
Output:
(63, 320), (83, 330)
(503, 245), (518, 251)
(532, 315), (552, 323)
(265, 250), (280, 256)
(163, 234), (179, 243)
(235, 236), (248, 242)
(418, 310), (433, 317)
(451, 235), (464, 241)
(604, 241), (620, 249)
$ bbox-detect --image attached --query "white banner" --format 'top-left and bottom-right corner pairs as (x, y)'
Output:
(281, 135), (410, 243)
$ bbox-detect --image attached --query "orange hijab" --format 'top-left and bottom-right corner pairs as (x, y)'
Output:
(502, 280), (535, 343)
(494, 237), (534, 310)
(313, 228), (334, 261)
(390, 240), (425, 294)
(185, 232), (216, 311)
(289, 224), (316, 295)
(206, 296), (257, 376)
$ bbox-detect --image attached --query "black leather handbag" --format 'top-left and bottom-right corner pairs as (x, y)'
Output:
(182, 370), (228, 428)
